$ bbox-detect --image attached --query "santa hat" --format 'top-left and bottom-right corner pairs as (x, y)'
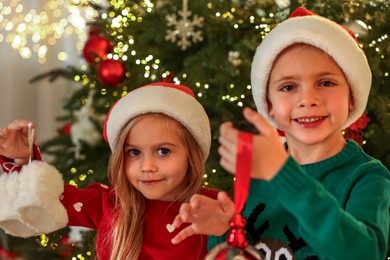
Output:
(251, 7), (371, 130)
(103, 82), (211, 162)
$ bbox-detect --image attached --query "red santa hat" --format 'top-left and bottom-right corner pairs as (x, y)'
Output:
(103, 82), (211, 162)
(251, 7), (371, 130)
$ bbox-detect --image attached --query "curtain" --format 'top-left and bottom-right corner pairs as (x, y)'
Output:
(0, 0), (83, 146)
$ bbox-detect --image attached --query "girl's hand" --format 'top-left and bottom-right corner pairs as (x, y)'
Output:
(0, 120), (36, 164)
(171, 191), (235, 244)
(218, 107), (288, 180)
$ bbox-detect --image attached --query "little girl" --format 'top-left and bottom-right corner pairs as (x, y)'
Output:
(171, 7), (390, 259)
(0, 82), (218, 259)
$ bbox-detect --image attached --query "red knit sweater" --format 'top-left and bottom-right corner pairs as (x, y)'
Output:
(61, 183), (218, 259)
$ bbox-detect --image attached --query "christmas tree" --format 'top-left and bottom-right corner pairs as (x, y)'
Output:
(1, 0), (389, 258)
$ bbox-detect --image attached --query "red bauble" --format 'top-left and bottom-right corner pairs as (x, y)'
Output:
(206, 215), (262, 260)
(82, 35), (113, 64)
(97, 59), (126, 87)
(348, 112), (370, 131)
(61, 122), (72, 136)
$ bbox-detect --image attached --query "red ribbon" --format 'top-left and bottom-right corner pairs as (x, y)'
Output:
(234, 131), (253, 213)
(227, 131), (254, 249)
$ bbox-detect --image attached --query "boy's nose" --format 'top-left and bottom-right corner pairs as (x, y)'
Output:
(298, 87), (320, 108)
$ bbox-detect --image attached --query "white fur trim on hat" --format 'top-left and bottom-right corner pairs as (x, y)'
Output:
(0, 161), (68, 237)
(104, 83), (211, 162)
(251, 8), (371, 129)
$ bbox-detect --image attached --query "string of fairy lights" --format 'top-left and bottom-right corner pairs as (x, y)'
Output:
(0, 0), (103, 64)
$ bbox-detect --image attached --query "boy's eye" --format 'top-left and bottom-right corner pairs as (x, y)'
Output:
(156, 148), (170, 156)
(319, 80), (335, 87)
(128, 149), (140, 157)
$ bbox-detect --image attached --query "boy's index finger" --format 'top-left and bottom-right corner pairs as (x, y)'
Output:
(243, 107), (276, 137)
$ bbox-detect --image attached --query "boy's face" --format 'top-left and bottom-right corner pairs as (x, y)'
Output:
(267, 44), (354, 146)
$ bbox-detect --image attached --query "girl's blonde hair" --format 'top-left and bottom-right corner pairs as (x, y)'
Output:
(106, 113), (205, 260)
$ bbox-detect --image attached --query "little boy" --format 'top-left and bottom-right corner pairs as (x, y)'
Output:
(172, 7), (390, 260)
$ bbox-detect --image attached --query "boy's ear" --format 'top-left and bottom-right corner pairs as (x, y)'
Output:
(267, 98), (274, 116)
(349, 95), (356, 111)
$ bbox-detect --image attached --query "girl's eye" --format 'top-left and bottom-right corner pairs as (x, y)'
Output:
(319, 80), (335, 87)
(128, 149), (140, 157)
(156, 148), (170, 156)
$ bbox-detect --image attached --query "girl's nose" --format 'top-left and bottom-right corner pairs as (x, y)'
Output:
(141, 155), (157, 173)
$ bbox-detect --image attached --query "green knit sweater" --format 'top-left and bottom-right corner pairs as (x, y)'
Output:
(208, 140), (390, 260)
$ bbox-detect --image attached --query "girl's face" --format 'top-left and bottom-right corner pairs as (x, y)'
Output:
(124, 115), (188, 201)
(267, 44), (354, 147)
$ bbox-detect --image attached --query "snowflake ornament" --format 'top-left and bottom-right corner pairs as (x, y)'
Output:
(165, 0), (204, 50)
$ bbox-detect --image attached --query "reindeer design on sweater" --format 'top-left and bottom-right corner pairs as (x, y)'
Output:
(245, 203), (319, 260)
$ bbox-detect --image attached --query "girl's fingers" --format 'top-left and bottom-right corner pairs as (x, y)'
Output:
(218, 191), (235, 214)
(172, 212), (185, 229)
(171, 225), (195, 244)
(0, 127), (11, 137)
(7, 120), (34, 130)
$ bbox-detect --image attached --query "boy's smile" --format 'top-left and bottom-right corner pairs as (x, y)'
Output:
(294, 116), (327, 128)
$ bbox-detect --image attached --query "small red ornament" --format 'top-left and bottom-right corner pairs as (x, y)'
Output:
(82, 35), (113, 65)
(61, 122), (72, 136)
(0, 243), (18, 259)
(163, 71), (175, 83)
(276, 129), (285, 137)
(343, 112), (370, 146)
(348, 112), (370, 131)
(97, 59), (126, 87)
(206, 214), (261, 260)
(88, 24), (100, 37)
(58, 235), (74, 259)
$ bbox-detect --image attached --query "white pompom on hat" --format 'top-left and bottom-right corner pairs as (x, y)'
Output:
(103, 82), (211, 162)
(251, 7), (372, 130)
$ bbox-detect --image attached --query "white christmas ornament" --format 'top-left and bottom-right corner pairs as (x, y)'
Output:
(68, 226), (93, 243)
(0, 126), (67, 237)
(343, 20), (369, 38)
(228, 51), (242, 67)
(275, 0), (290, 8)
(71, 90), (105, 158)
(165, 0), (204, 50)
